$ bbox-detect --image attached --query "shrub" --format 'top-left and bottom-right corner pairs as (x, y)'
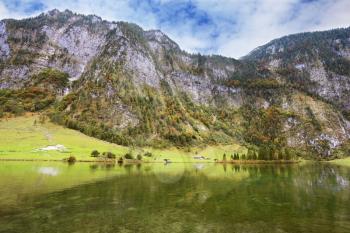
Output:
(137, 154), (142, 160)
(144, 152), (153, 157)
(91, 150), (100, 157)
(67, 156), (76, 163)
(305, 106), (322, 131)
(124, 153), (134, 159)
(32, 68), (69, 89)
(104, 152), (116, 159)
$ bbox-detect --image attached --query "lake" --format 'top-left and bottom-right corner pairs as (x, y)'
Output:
(0, 161), (349, 233)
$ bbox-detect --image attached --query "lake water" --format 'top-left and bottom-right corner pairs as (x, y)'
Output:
(0, 161), (349, 233)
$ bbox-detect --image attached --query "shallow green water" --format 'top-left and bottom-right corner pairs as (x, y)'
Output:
(0, 162), (349, 233)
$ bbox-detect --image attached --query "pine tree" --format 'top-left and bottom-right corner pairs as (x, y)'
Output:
(235, 153), (239, 160)
(247, 149), (254, 160)
(253, 151), (258, 160)
(285, 148), (291, 160)
(278, 149), (284, 160)
(258, 147), (267, 160)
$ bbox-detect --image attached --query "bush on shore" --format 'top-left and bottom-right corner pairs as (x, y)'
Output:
(67, 156), (76, 163)
(124, 153), (134, 159)
(91, 150), (100, 157)
(103, 152), (116, 159)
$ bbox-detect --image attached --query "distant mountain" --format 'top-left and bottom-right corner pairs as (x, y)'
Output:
(0, 9), (349, 158)
(244, 27), (350, 111)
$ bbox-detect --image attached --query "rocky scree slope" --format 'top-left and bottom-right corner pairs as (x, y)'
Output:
(0, 10), (349, 158)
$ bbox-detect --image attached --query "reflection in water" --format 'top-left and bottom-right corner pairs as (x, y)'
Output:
(193, 163), (205, 171)
(0, 163), (349, 233)
(38, 167), (59, 176)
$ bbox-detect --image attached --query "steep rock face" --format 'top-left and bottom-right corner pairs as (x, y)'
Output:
(0, 10), (112, 88)
(280, 93), (350, 155)
(0, 21), (10, 59)
(244, 28), (350, 111)
(308, 64), (350, 109)
(0, 10), (349, 156)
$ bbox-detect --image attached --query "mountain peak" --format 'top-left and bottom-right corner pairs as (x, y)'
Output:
(44, 9), (74, 17)
(0, 10), (349, 157)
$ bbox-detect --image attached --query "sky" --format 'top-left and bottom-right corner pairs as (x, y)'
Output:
(0, 0), (349, 58)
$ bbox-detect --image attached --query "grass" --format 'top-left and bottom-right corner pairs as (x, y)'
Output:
(329, 157), (350, 167)
(145, 144), (247, 163)
(0, 114), (247, 162)
(0, 114), (129, 161)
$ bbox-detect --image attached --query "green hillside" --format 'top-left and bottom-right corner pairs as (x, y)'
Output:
(0, 114), (246, 162)
(0, 114), (128, 161)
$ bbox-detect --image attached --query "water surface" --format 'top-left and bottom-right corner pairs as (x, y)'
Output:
(0, 162), (349, 233)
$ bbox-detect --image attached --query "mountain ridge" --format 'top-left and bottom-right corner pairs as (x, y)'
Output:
(0, 9), (350, 158)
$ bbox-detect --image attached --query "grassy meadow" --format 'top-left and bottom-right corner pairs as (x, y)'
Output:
(0, 114), (247, 162)
(329, 157), (350, 167)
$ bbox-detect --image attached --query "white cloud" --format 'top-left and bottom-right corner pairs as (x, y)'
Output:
(0, 0), (349, 58)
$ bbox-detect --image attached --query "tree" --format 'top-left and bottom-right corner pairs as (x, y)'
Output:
(103, 152), (116, 159)
(144, 152), (153, 157)
(91, 150), (100, 157)
(266, 147), (273, 161)
(258, 147), (268, 160)
(253, 151), (258, 160)
(223, 153), (227, 162)
(247, 149), (254, 160)
(278, 149), (284, 160)
(285, 148), (291, 160)
(124, 153), (134, 159)
(137, 154), (142, 160)
(67, 156), (76, 163)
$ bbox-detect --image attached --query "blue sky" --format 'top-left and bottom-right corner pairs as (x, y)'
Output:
(0, 0), (349, 58)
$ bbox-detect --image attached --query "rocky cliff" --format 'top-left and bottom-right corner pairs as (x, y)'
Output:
(0, 10), (349, 158)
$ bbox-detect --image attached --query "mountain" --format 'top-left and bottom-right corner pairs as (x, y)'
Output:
(0, 9), (349, 158)
(244, 28), (350, 112)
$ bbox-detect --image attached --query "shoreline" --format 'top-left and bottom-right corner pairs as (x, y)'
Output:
(216, 160), (301, 164)
(0, 158), (301, 164)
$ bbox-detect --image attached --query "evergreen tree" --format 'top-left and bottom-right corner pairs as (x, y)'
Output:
(247, 149), (254, 160)
(278, 149), (284, 160)
(253, 151), (258, 160)
(285, 148), (291, 160)
(265, 147), (273, 160)
(258, 147), (267, 160)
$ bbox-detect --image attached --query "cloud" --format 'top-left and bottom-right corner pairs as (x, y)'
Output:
(0, 0), (349, 58)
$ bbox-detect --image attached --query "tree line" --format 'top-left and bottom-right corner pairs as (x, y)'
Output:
(223, 147), (296, 161)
